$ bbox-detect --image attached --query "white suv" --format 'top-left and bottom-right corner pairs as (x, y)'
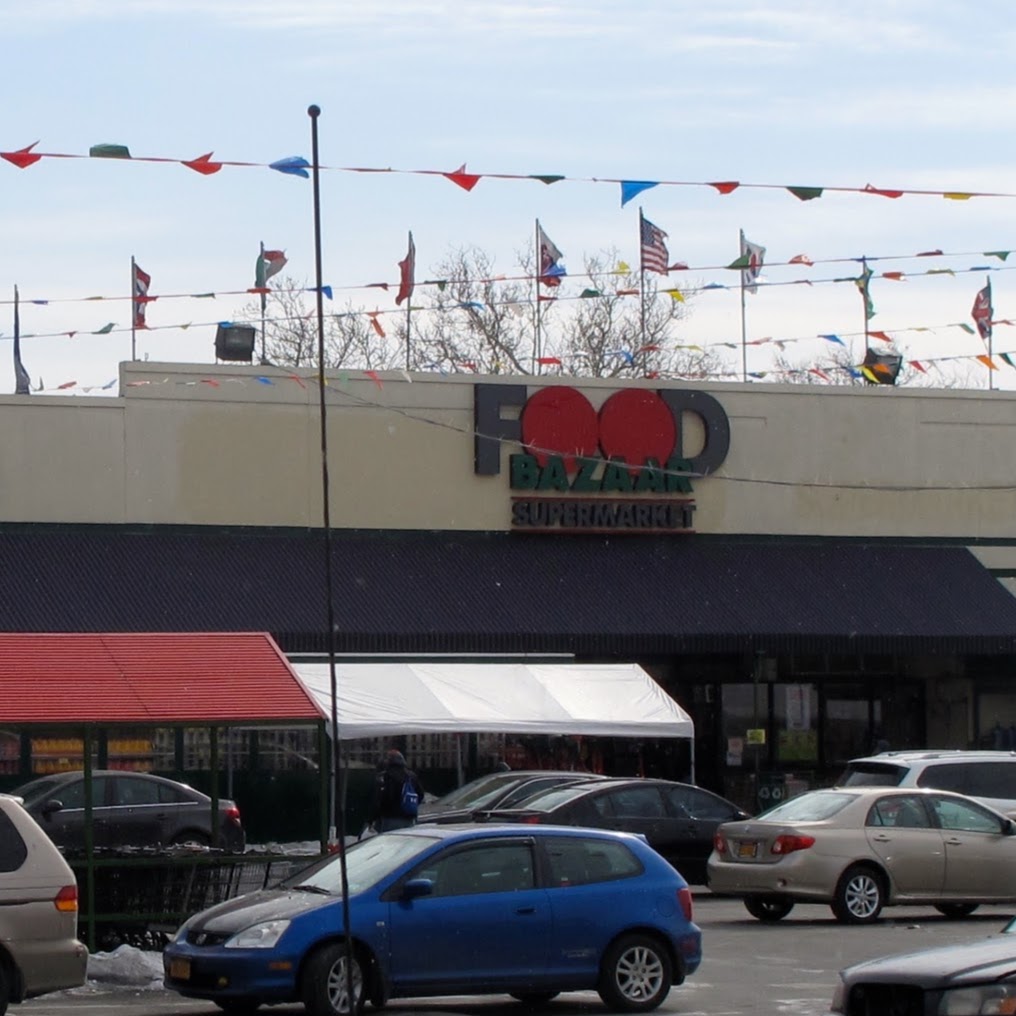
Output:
(0, 794), (88, 1013)
(839, 750), (1016, 816)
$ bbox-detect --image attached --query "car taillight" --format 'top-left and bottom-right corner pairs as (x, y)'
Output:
(54, 885), (78, 912)
(225, 804), (241, 824)
(677, 887), (694, 922)
(771, 834), (815, 855)
(520, 815), (541, 824)
(713, 833), (728, 854)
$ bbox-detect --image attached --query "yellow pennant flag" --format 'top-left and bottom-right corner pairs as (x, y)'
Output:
(943, 192), (973, 201)
(664, 288), (685, 302)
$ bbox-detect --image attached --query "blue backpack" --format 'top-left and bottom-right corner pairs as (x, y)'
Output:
(400, 775), (420, 817)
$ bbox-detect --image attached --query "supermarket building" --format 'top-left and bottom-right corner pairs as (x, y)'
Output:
(3, 360), (1016, 807)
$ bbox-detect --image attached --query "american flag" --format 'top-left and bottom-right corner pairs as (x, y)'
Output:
(132, 262), (151, 330)
(640, 214), (669, 275)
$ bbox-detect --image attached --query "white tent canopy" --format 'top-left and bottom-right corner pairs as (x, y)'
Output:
(292, 662), (694, 741)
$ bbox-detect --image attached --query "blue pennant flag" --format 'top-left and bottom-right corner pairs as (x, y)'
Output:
(620, 180), (659, 207)
(270, 156), (311, 178)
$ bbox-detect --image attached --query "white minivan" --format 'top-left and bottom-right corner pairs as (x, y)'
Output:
(839, 749), (1016, 817)
(0, 793), (88, 1014)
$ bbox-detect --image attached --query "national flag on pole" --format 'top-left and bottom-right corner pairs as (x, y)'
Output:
(856, 264), (876, 320)
(972, 278), (993, 342)
(255, 248), (287, 289)
(536, 222), (566, 286)
(739, 231), (766, 294)
(132, 262), (151, 329)
(12, 286), (30, 395)
(639, 211), (670, 275)
(396, 231), (416, 306)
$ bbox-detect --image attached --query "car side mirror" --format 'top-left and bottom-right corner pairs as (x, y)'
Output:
(40, 799), (63, 818)
(402, 878), (434, 900)
(1006, 819), (1016, 836)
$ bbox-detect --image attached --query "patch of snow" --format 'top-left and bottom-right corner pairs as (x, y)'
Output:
(87, 944), (164, 987)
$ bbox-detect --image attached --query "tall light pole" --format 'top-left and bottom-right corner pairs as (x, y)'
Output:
(308, 103), (356, 1011)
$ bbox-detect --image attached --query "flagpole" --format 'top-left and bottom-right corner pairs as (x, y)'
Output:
(259, 241), (267, 365)
(739, 230), (748, 383)
(638, 209), (647, 349)
(130, 256), (137, 362)
(534, 219), (542, 374)
(12, 284), (30, 396)
(405, 231), (412, 372)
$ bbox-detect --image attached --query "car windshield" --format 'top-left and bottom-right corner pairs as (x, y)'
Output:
(430, 773), (528, 809)
(12, 776), (66, 805)
(837, 762), (907, 787)
(280, 832), (439, 895)
(755, 792), (856, 822)
(506, 783), (593, 812)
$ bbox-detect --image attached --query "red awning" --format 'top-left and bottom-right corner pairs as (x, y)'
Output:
(0, 632), (323, 725)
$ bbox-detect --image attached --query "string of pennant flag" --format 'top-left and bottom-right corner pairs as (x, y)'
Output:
(3, 141), (1016, 204)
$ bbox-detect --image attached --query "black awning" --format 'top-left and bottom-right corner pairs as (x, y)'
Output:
(0, 525), (1015, 656)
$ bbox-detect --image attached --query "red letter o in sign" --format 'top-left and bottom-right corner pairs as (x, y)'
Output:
(598, 389), (676, 466)
(521, 387), (599, 469)
(522, 386), (677, 470)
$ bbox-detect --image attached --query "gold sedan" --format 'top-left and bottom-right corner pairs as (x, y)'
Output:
(707, 786), (1016, 923)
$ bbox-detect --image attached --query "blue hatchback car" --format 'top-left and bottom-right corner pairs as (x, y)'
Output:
(163, 824), (702, 1016)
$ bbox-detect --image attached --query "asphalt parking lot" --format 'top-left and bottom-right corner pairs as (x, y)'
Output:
(21, 894), (1016, 1016)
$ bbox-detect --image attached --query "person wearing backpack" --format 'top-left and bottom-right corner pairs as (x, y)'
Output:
(368, 749), (424, 833)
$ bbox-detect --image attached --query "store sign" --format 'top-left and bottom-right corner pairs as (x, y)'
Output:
(474, 383), (730, 533)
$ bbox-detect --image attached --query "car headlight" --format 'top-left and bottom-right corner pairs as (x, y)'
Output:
(224, 920), (291, 950)
(938, 983), (1016, 1014)
(828, 975), (847, 1014)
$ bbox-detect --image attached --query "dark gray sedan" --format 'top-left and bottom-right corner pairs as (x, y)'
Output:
(828, 915), (1016, 1014)
(13, 770), (245, 852)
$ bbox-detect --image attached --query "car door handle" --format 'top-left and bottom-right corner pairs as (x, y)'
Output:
(515, 906), (536, 915)
(871, 834), (891, 842)
(945, 838), (964, 845)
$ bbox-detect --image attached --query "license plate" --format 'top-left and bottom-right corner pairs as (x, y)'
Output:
(169, 958), (191, 981)
(737, 840), (759, 859)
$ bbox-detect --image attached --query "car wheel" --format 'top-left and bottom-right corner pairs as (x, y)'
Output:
(0, 962), (9, 1016)
(935, 903), (979, 919)
(510, 992), (560, 1006)
(831, 865), (885, 924)
(214, 1001), (262, 1015)
(744, 896), (795, 922)
(302, 942), (364, 1016)
(597, 933), (672, 1013)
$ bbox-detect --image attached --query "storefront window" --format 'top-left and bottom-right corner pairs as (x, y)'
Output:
(824, 684), (872, 767)
(775, 683), (818, 763)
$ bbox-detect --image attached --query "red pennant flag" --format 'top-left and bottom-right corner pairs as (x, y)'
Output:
(709, 181), (740, 194)
(2, 142), (42, 169)
(537, 357), (562, 366)
(863, 183), (903, 198)
(443, 163), (481, 191)
(788, 254), (813, 265)
(365, 370), (383, 389)
(368, 312), (385, 337)
(396, 232), (415, 306)
(182, 152), (223, 175)
(868, 331), (892, 342)
(881, 271), (905, 281)
(908, 360), (927, 373)
(808, 368), (831, 381)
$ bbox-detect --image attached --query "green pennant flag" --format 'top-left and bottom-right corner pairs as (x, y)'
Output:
(89, 143), (131, 159)
(787, 186), (824, 201)
(986, 251), (1011, 261)
(579, 288), (601, 298)
(726, 253), (751, 270)
(93, 322), (116, 334)
(529, 174), (565, 185)
(1001, 353), (1015, 368)
(957, 323), (975, 334)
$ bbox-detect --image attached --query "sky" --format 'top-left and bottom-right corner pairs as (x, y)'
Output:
(2, 0), (1016, 393)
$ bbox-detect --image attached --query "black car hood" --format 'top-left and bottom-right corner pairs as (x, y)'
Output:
(844, 935), (1016, 988)
(187, 889), (334, 933)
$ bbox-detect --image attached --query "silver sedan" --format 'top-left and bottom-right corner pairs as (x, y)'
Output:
(707, 785), (1016, 924)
